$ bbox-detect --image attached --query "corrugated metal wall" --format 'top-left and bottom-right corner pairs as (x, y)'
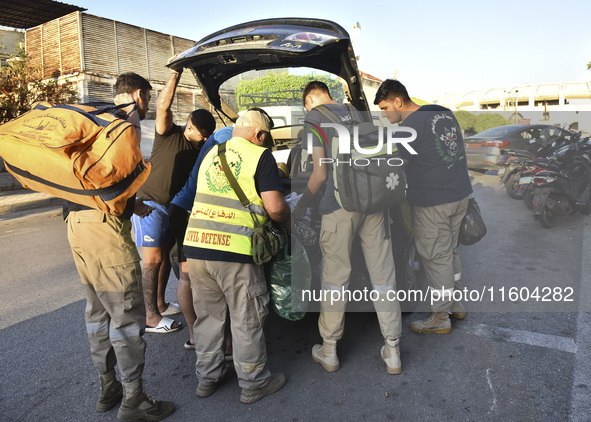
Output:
(25, 12), (214, 121)
(26, 12), (81, 78)
(79, 13), (197, 87)
(80, 13), (117, 75)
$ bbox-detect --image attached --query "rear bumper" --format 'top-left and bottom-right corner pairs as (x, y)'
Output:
(466, 151), (501, 170)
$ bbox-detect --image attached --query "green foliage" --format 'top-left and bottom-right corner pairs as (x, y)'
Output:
(588, 61), (591, 70)
(235, 72), (345, 110)
(0, 48), (78, 124)
(411, 97), (429, 106)
(454, 110), (478, 133)
(454, 110), (512, 136)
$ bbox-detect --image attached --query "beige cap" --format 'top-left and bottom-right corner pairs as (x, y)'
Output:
(235, 109), (271, 132)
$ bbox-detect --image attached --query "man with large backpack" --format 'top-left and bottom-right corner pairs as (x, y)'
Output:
(65, 72), (175, 421)
(292, 81), (402, 375)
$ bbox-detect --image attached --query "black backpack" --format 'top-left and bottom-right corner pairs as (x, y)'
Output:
(314, 104), (406, 214)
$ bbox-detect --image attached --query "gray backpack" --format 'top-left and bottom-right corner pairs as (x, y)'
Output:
(315, 104), (406, 213)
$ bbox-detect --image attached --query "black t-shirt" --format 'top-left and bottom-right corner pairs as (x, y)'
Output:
(303, 103), (356, 215)
(137, 124), (203, 206)
(184, 148), (284, 264)
(399, 105), (472, 206)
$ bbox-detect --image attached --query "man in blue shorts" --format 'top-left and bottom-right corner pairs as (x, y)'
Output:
(132, 60), (216, 334)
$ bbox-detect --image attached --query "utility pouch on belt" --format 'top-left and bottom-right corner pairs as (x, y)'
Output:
(0, 101), (150, 216)
(217, 144), (287, 265)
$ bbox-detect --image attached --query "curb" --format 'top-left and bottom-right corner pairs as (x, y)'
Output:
(0, 196), (63, 216)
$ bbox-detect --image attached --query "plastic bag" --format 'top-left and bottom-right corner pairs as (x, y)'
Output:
(264, 237), (311, 321)
(459, 197), (487, 246)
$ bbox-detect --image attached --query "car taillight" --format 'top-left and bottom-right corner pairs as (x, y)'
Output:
(481, 140), (510, 148)
(284, 32), (337, 45)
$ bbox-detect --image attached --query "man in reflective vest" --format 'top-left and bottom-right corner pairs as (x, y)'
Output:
(184, 109), (290, 404)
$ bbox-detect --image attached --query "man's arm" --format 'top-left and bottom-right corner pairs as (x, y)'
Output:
(134, 197), (155, 217)
(155, 65), (182, 136)
(292, 145), (327, 216)
(261, 190), (290, 225)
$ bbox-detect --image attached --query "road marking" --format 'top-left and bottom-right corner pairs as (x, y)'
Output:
(569, 221), (591, 422)
(459, 321), (577, 354)
(486, 368), (497, 415)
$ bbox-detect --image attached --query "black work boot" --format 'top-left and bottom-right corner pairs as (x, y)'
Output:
(117, 379), (175, 421)
(96, 370), (123, 412)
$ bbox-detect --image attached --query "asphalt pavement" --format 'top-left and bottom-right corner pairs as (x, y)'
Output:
(2, 179), (591, 421)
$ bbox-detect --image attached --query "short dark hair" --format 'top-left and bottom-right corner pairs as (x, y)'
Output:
(374, 79), (411, 105)
(189, 109), (216, 137)
(115, 72), (152, 95)
(302, 80), (332, 106)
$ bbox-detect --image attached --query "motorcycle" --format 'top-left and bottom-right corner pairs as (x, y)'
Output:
(531, 133), (591, 228)
(497, 134), (572, 200)
(520, 163), (558, 209)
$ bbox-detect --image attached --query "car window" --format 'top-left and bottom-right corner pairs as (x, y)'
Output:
(474, 127), (513, 137)
(220, 67), (346, 128)
(520, 129), (537, 140)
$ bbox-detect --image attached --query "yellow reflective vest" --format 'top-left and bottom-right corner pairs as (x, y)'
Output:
(184, 137), (269, 257)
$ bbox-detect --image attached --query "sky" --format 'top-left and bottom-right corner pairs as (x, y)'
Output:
(70, 0), (591, 101)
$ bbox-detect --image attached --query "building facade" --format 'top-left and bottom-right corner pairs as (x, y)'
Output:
(24, 11), (212, 156)
(437, 81), (591, 131)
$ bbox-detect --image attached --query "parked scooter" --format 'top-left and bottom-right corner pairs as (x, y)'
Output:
(520, 164), (557, 209)
(531, 133), (591, 228)
(498, 135), (572, 199)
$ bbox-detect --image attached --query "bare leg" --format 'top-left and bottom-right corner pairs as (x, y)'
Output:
(142, 245), (180, 329)
(156, 243), (173, 313)
(178, 261), (196, 345)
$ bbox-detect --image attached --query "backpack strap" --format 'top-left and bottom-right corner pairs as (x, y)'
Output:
(313, 104), (342, 124)
(217, 143), (250, 208)
(343, 103), (367, 124)
(217, 143), (264, 229)
(314, 103), (366, 125)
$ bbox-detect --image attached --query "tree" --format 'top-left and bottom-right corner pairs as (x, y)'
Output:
(235, 72), (345, 110)
(412, 97), (429, 106)
(454, 110), (512, 136)
(0, 48), (78, 124)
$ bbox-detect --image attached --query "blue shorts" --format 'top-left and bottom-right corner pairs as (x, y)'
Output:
(131, 201), (175, 247)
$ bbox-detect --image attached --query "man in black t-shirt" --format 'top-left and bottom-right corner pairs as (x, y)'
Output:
(131, 60), (216, 335)
(374, 79), (473, 334)
(184, 109), (290, 403)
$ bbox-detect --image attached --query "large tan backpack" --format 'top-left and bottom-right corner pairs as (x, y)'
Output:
(0, 102), (150, 216)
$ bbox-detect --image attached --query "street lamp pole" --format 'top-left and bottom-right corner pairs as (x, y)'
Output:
(514, 89), (519, 123)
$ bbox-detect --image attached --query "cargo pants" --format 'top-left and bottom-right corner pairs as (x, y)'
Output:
(187, 259), (271, 390)
(318, 208), (402, 341)
(411, 197), (469, 313)
(67, 209), (146, 383)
